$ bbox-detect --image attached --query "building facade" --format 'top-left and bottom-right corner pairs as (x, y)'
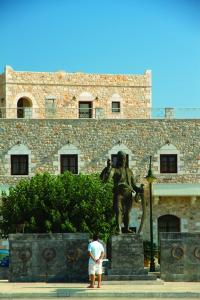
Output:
(0, 66), (200, 242)
(0, 65), (152, 119)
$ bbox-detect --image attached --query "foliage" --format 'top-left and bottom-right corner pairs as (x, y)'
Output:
(143, 240), (158, 260)
(0, 172), (115, 241)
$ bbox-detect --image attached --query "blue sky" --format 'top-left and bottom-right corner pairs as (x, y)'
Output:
(0, 0), (200, 108)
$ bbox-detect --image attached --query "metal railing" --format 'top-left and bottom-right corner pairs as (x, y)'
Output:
(1, 107), (200, 119)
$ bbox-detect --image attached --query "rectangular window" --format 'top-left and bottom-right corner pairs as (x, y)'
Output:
(11, 155), (29, 175)
(111, 154), (129, 167)
(45, 98), (56, 117)
(79, 102), (92, 118)
(160, 154), (177, 173)
(112, 102), (120, 113)
(60, 155), (78, 174)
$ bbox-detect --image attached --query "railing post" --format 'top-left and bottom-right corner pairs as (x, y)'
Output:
(165, 108), (174, 119)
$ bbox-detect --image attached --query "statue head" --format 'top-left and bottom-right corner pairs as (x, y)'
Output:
(117, 151), (127, 167)
(117, 151), (126, 157)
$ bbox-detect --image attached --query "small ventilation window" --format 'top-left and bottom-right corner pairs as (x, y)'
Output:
(112, 102), (120, 113)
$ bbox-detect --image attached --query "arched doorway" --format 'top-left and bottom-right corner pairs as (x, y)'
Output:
(157, 214), (180, 263)
(17, 97), (32, 118)
(158, 214), (180, 240)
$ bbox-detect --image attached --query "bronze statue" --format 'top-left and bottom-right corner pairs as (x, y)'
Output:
(100, 151), (144, 234)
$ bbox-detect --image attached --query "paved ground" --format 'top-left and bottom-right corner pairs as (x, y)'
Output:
(1, 280), (200, 298)
(0, 299), (198, 300)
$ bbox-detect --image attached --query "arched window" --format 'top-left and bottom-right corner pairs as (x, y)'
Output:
(17, 97), (32, 118)
(158, 214), (180, 240)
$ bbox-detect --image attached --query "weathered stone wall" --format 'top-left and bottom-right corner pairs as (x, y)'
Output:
(3, 66), (151, 119)
(9, 233), (89, 282)
(0, 118), (200, 180)
(0, 118), (200, 241)
(145, 196), (200, 245)
(160, 232), (200, 281)
(0, 72), (5, 109)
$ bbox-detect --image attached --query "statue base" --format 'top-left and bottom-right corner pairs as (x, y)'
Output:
(104, 234), (156, 281)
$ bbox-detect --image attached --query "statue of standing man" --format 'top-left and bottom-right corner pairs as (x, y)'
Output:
(100, 151), (143, 234)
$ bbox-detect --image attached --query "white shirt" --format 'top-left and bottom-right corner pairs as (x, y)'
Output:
(88, 240), (104, 264)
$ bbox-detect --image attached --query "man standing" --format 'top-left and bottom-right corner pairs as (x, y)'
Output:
(88, 234), (104, 288)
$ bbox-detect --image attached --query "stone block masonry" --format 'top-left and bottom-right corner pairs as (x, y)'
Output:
(160, 232), (200, 281)
(0, 118), (199, 181)
(105, 234), (156, 280)
(1, 66), (152, 119)
(9, 233), (89, 282)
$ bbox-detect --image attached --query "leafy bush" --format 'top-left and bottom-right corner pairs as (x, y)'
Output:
(0, 172), (115, 241)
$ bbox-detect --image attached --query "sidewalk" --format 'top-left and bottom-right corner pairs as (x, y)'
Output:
(1, 280), (200, 298)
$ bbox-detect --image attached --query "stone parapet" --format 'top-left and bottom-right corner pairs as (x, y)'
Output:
(160, 232), (200, 281)
(4, 66), (151, 87)
(9, 233), (89, 282)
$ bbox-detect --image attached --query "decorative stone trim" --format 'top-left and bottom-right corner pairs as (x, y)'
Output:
(171, 246), (184, 260)
(107, 143), (136, 170)
(77, 92), (95, 101)
(55, 143), (83, 174)
(194, 247), (200, 260)
(5, 144), (31, 176)
(42, 248), (56, 262)
(181, 218), (188, 232)
(153, 143), (184, 175)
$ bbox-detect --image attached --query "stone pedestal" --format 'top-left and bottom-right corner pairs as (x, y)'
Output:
(105, 234), (155, 280)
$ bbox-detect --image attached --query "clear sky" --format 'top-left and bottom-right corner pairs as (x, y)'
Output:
(1, 0), (200, 108)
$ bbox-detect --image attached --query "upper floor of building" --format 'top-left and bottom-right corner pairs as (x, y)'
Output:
(0, 66), (152, 119)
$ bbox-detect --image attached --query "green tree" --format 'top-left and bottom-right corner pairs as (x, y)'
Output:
(60, 172), (115, 240)
(0, 172), (115, 241)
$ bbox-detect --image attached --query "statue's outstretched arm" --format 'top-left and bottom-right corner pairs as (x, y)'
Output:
(100, 166), (114, 182)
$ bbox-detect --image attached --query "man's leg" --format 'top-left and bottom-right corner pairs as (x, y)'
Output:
(97, 274), (102, 288)
(89, 274), (95, 284)
(88, 264), (95, 288)
(89, 274), (95, 288)
(96, 263), (103, 288)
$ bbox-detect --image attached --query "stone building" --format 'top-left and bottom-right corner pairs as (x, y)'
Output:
(0, 65), (151, 119)
(0, 66), (200, 243)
